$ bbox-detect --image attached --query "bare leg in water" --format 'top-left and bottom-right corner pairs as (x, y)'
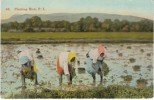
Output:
(92, 73), (96, 85)
(21, 71), (26, 88)
(67, 74), (72, 85)
(59, 74), (63, 86)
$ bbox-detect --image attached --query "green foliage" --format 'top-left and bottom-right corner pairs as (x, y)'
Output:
(8, 85), (153, 98)
(2, 16), (153, 32)
(24, 27), (34, 32)
(30, 16), (42, 28)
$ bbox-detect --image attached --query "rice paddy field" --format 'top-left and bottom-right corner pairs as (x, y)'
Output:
(1, 32), (153, 41)
(1, 43), (153, 98)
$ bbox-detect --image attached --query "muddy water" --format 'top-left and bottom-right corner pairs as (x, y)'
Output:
(1, 43), (153, 98)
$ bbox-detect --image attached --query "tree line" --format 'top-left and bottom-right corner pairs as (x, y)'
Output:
(2, 16), (153, 32)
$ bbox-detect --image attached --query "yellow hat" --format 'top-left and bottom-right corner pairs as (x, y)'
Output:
(68, 52), (76, 64)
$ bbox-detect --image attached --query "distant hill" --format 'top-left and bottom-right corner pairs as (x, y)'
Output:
(1, 13), (148, 23)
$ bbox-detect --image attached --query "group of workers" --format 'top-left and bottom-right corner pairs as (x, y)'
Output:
(17, 45), (106, 87)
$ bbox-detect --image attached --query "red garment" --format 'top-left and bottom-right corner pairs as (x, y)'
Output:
(57, 58), (64, 75)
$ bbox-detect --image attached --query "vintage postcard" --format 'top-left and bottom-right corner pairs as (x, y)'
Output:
(1, 0), (153, 99)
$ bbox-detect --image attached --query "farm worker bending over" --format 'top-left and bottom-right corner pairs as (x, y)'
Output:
(86, 45), (106, 85)
(57, 51), (76, 86)
(17, 49), (38, 88)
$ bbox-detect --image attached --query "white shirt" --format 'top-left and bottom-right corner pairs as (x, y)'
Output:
(18, 49), (33, 61)
(58, 52), (70, 75)
(89, 49), (104, 63)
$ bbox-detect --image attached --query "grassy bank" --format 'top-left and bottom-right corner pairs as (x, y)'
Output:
(8, 85), (153, 98)
(1, 32), (153, 41)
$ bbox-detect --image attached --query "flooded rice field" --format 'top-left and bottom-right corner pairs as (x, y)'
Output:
(1, 43), (153, 98)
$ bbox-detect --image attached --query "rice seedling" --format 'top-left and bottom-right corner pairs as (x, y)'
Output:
(147, 65), (152, 68)
(77, 61), (80, 66)
(116, 50), (118, 53)
(78, 68), (85, 74)
(120, 44), (123, 47)
(37, 55), (43, 59)
(140, 49), (144, 52)
(136, 78), (148, 89)
(119, 53), (123, 57)
(123, 70), (128, 74)
(121, 75), (132, 82)
(84, 61), (87, 65)
(146, 53), (151, 56)
(129, 58), (136, 63)
(132, 65), (141, 71)
(127, 46), (131, 49)
(102, 62), (109, 76)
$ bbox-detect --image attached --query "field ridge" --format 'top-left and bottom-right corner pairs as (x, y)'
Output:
(1, 39), (153, 44)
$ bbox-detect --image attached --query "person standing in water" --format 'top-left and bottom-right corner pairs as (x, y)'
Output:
(57, 51), (76, 86)
(86, 45), (106, 85)
(17, 49), (38, 88)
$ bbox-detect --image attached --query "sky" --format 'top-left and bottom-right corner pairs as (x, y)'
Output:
(1, 0), (154, 20)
